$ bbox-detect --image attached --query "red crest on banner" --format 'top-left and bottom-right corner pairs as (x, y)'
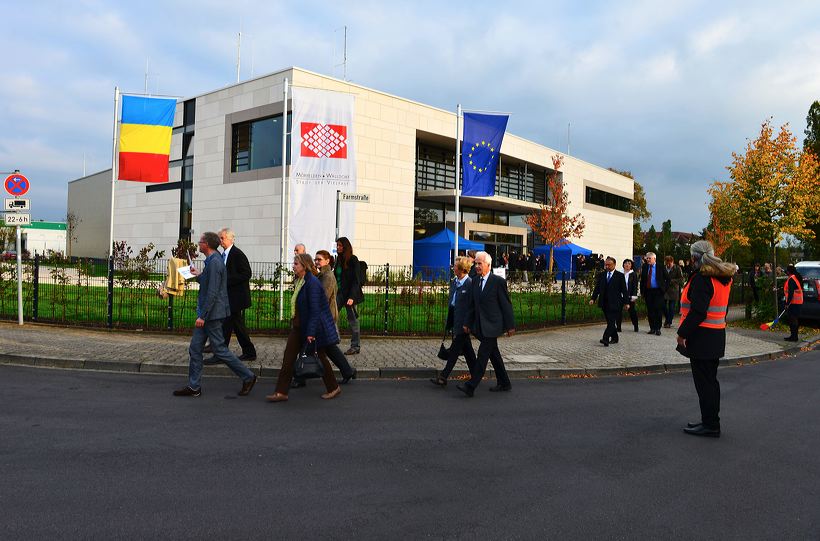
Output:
(300, 122), (348, 159)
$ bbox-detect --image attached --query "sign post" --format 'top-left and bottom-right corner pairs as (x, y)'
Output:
(4, 171), (31, 326)
(335, 191), (370, 240)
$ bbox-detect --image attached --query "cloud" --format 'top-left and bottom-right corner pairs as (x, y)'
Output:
(690, 17), (742, 55)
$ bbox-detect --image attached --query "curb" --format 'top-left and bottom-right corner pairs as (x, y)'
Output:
(0, 338), (816, 380)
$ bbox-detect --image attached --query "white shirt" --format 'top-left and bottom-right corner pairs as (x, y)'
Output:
(221, 244), (233, 263)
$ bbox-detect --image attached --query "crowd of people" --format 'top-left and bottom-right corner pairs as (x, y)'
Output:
(171, 231), (804, 440)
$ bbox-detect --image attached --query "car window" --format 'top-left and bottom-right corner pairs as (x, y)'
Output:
(796, 265), (820, 279)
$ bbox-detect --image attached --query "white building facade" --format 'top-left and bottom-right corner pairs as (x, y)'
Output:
(68, 67), (634, 266)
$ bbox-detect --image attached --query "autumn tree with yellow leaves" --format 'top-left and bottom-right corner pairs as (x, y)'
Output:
(526, 154), (585, 273)
(710, 118), (819, 313)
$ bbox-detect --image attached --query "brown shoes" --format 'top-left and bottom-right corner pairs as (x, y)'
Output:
(173, 386), (201, 397)
(265, 392), (289, 402)
(321, 387), (342, 400)
(238, 375), (257, 396)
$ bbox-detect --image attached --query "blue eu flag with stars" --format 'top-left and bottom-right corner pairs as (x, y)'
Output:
(461, 112), (509, 197)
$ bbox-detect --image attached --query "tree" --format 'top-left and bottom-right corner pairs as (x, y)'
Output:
(659, 220), (673, 258)
(643, 225), (658, 254)
(65, 212), (81, 258)
(608, 168), (651, 251)
(725, 118), (818, 313)
(705, 181), (744, 257)
(804, 100), (820, 158)
(0, 225), (15, 251)
(527, 154), (585, 272)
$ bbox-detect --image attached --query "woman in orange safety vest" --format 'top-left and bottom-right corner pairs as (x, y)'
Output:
(783, 264), (803, 342)
(676, 240), (735, 438)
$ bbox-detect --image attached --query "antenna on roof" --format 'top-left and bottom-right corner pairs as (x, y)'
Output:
(335, 25), (348, 80)
(236, 31), (242, 83)
(567, 122), (571, 156)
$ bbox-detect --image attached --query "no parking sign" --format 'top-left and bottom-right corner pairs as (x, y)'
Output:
(4, 173), (30, 197)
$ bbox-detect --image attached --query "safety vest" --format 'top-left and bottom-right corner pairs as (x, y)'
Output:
(679, 276), (732, 329)
(784, 275), (804, 305)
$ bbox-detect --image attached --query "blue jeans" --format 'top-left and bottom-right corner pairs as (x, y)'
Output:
(188, 318), (255, 390)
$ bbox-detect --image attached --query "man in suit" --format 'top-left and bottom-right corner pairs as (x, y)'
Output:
(218, 228), (256, 361)
(431, 256), (477, 386)
(458, 251), (516, 397)
(640, 252), (670, 336)
(616, 258), (640, 332)
(590, 257), (630, 346)
(173, 232), (257, 397)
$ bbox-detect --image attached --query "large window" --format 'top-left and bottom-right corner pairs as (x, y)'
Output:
(416, 142), (549, 204)
(585, 186), (631, 213)
(232, 113), (292, 172)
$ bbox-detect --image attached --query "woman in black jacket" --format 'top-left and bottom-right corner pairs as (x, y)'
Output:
(676, 241), (735, 438)
(335, 237), (364, 355)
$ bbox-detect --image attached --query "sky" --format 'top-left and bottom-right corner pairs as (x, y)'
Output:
(1, 0), (819, 233)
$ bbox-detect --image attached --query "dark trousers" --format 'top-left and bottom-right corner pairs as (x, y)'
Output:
(295, 343), (354, 384)
(663, 300), (677, 326)
(274, 326), (338, 395)
(689, 358), (720, 428)
(644, 289), (665, 331)
(468, 333), (510, 389)
(786, 304), (801, 338)
(222, 308), (256, 356)
(441, 332), (477, 379)
(602, 310), (619, 342)
(616, 302), (639, 331)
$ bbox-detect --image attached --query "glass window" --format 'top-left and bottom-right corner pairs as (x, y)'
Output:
(470, 231), (494, 242)
(231, 113), (291, 172)
(585, 186), (631, 213)
(414, 201), (444, 240)
(461, 207), (478, 224)
(416, 143), (458, 191)
(478, 208), (494, 224)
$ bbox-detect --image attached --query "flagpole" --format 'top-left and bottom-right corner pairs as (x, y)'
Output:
(108, 86), (119, 259)
(278, 77), (288, 320)
(454, 103), (461, 269)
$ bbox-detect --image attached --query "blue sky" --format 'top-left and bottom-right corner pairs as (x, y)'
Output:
(2, 0), (819, 233)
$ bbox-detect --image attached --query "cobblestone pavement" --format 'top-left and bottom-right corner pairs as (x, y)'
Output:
(1, 307), (815, 378)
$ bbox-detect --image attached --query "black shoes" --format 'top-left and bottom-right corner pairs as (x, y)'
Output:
(683, 425), (720, 438)
(238, 375), (257, 396)
(173, 386), (201, 397)
(239, 353), (257, 361)
(339, 368), (358, 384)
(599, 339), (609, 347)
(784, 336), (799, 342)
(456, 383), (474, 397)
(610, 338), (619, 344)
(291, 380), (307, 389)
(647, 330), (656, 335)
(655, 330), (662, 336)
(488, 384), (512, 392)
(616, 327), (622, 332)
(687, 422), (701, 428)
(345, 348), (361, 355)
(634, 326), (639, 332)
(430, 376), (447, 387)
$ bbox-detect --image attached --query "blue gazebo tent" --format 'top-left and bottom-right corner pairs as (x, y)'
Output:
(413, 229), (484, 280)
(533, 240), (592, 276)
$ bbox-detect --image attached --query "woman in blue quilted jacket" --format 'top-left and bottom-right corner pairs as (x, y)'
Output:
(266, 254), (341, 402)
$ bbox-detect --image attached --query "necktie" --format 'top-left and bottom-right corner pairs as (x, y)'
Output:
(607, 271), (611, 283)
(223, 251), (228, 264)
(451, 282), (458, 306)
(648, 265), (653, 288)
(481, 277), (487, 291)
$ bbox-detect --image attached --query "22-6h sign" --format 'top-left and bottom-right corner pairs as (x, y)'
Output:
(4, 173), (30, 197)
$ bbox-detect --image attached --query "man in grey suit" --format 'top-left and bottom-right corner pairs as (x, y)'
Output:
(173, 232), (257, 397)
(458, 251), (516, 397)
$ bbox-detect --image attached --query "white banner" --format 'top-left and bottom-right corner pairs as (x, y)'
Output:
(288, 87), (356, 258)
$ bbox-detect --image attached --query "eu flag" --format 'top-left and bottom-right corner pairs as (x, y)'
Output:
(461, 112), (509, 197)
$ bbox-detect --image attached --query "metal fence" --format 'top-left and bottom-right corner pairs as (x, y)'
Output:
(0, 256), (754, 335)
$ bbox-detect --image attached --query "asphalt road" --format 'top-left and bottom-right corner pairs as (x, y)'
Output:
(1, 351), (818, 540)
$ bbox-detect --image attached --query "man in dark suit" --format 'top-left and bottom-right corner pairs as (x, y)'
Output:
(458, 251), (516, 397)
(173, 232), (257, 397)
(217, 228), (256, 361)
(639, 252), (670, 336)
(590, 257), (629, 346)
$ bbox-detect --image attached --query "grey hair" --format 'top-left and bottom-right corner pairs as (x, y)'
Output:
(475, 251), (493, 267)
(218, 228), (235, 240)
(690, 240), (735, 273)
(645, 252), (656, 259)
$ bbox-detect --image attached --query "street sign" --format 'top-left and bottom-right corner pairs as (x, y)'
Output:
(4, 213), (30, 225)
(4, 198), (30, 211)
(339, 192), (370, 203)
(4, 173), (30, 197)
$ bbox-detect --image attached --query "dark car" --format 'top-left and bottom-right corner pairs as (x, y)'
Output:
(794, 261), (820, 321)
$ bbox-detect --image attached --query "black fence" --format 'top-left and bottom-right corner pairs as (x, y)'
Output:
(0, 255), (756, 335)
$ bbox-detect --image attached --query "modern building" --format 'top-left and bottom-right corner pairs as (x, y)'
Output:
(67, 67), (634, 266)
(16, 221), (66, 255)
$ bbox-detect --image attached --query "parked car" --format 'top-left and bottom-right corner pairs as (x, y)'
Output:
(794, 261), (820, 322)
(1, 250), (17, 261)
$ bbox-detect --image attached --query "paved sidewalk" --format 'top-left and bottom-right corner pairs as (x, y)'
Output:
(0, 307), (815, 379)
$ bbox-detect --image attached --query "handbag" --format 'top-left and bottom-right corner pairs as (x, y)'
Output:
(294, 342), (325, 379)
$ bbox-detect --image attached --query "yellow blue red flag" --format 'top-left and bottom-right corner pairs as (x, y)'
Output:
(118, 95), (176, 183)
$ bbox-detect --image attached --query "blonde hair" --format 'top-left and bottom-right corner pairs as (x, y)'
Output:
(454, 256), (472, 273)
(294, 253), (317, 276)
